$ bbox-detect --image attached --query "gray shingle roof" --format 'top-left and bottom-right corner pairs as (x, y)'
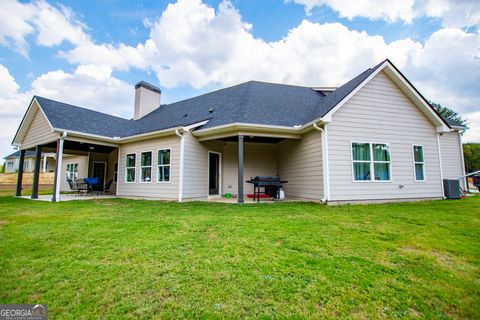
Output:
(37, 97), (133, 138)
(33, 60), (449, 139)
(4, 150), (36, 159)
(443, 118), (466, 128)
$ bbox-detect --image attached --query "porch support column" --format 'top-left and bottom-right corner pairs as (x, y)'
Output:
(237, 135), (244, 204)
(52, 136), (65, 202)
(31, 145), (42, 199)
(15, 149), (26, 197)
(42, 155), (47, 173)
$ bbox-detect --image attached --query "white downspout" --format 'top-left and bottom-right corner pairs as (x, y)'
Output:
(54, 131), (67, 202)
(175, 129), (185, 202)
(436, 133), (446, 199)
(313, 123), (330, 203)
(458, 129), (467, 191)
(115, 147), (121, 196)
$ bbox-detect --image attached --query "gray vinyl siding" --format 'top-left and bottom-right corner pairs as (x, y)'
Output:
(278, 130), (324, 200)
(327, 71), (443, 201)
(107, 149), (119, 193)
(60, 155), (89, 191)
(222, 142), (278, 196)
(183, 132), (223, 199)
(117, 135), (180, 199)
(22, 106), (58, 150)
(439, 131), (466, 188)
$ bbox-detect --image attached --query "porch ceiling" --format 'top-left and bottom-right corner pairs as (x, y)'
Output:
(42, 139), (117, 154)
(219, 136), (286, 143)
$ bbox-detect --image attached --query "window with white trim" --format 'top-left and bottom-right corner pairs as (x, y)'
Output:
(413, 145), (425, 181)
(114, 163), (118, 183)
(6, 161), (14, 169)
(125, 154), (136, 182)
(66, 163), (78, 181)
(352, 142), (391, 181)
(157, 149), (171, 182)
(24, 161), (29, 170)
(140, 152), (152, 182)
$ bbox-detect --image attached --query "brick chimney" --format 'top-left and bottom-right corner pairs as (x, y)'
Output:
(134, 81), (161, 120)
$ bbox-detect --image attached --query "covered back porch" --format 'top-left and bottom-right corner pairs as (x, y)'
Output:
(15, 136), (119, 202)
(193, 128), (326, 204)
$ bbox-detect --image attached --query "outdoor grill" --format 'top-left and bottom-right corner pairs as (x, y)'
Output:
(246, 176), (288, 201)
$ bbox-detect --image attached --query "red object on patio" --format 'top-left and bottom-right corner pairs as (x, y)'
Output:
(247, 193), (271, 199)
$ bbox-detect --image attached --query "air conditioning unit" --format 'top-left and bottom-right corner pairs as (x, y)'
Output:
(443, 179), (461, 199)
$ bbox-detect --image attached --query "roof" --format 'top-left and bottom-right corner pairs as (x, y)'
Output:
(36, 96), (133, 138)
(26, 59), (450, 141)
(443, 117), (466, 128)
(4, 150), (36, 159)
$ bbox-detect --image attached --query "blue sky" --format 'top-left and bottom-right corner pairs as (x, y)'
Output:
(0, 0), (479, 159)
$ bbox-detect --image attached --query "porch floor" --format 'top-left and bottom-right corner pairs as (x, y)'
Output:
(18, 194), (117, 202)
(206, 196), (302, 204)
(17, 195), (310, 203)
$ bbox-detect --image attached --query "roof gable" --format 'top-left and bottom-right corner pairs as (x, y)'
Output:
(321, 59), (451, 132)
(12, 98), (55, 146)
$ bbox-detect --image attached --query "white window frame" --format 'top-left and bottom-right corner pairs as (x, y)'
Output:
(351, 141), (392, 182)
(157, 148), (172, 183)
(24, 161), (29, 170)
(66, 163), (78, 181)
(412, 145), (426, 182)
(125, 153), (136, 183)
(140, 151), (153, 183)
(7, 161), (14, 169)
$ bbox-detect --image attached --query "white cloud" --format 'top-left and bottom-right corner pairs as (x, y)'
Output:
(30, 65), (134, 118)
(290, 0), (480, 28)
(464, 111), (480, 142)
(0, 0), (35, 57)
(59, 39), (157, 71)
(33, 1), (89, 47)
(0, 64), (32, 159)
(0, 0), (89, 57)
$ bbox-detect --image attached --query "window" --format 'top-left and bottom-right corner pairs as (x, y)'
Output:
(7, 161), (14, 169)
(114, 163), (118, 183)
(413, 145), (425, 181)
(352, 142), (391, 181)
(24, 161), (29, 170)
(157, 149), (171, 182)
(66, 163), (78, 181)
(125, 153), (136, 183)
(140, 152), (152, 182)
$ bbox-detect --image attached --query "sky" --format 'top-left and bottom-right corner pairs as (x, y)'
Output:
(0, 0), (479, 160)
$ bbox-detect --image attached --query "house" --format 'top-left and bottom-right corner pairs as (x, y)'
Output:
(3, 150), (55, 173)
(11, 59), (467, 203)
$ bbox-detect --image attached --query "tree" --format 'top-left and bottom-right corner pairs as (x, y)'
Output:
(429, 101), (469, 128)
(463, 143), (480, 174)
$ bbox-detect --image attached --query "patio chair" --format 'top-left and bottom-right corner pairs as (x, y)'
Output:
(103, 179), (114, 195)
(75, 178), (89, 196)
(67, 178), (79, 195)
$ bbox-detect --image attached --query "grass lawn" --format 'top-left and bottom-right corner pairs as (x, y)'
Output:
(0, 195), (479, 319)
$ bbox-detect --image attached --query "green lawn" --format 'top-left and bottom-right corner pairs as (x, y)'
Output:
(0, 195), (479, 319)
